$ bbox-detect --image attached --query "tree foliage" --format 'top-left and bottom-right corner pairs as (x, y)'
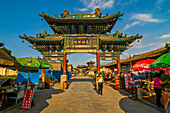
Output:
(0, 47), (12, 55)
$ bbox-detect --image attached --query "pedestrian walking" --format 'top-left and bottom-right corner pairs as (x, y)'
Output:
(97, 73), (105, 95)
(154, 72), (169, 107)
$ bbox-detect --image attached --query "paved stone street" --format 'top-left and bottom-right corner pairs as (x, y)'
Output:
(6, 77), (162, 113)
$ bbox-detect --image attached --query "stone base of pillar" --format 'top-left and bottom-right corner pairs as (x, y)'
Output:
(60, 75), (68, 89)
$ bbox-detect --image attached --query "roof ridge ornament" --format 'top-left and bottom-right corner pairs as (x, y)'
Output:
(61, 9), (69, 18)
(94, 8), (102, 18)
(115, 30), (127, 38)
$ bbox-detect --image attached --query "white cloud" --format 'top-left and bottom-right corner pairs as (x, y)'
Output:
(131, 13), (166, 23)
(150, 41), (170, 50)
(129, 0), (138, 4)
(165, 10), (170, 14)
(123, 21), (140, 31)
(78, 0), (115, 12)
(156, 0), (164, 5)
(79, 8), (88, 12)
(117, 0), (138, 7)
(158, 8), (162, 11)
(120, 53), (134, 59)
(160, 34), (170, 39)
(131, 40), (157, 49)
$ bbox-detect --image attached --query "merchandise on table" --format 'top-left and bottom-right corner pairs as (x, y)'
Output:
(137, 88), (143, 100)
(163, 89), (170, 113)
(124, 73), (131, 89)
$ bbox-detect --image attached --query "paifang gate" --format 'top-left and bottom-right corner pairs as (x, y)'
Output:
(19, 8), (143, 88)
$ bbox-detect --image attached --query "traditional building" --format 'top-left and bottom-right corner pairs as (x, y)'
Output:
(19, 8), (142, 87)
(77, 65), (86, 75)
(103, 43), (170, 73)
(87, 60), (95, 67)
(86, 60), (96, 71)
(48, 61), (62, 71)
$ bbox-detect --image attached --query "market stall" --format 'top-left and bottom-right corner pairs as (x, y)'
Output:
(100, 67), (113, 80)
(17, 57), (53, 89)
(150, 52), (170, 111)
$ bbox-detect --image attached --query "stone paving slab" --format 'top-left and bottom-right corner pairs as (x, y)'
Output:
(5, 77), (162, 113)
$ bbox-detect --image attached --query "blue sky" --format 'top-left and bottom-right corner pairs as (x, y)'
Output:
(0, 0), (169, 68)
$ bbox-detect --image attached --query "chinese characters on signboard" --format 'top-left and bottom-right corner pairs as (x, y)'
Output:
(73, 40), (90, 45)
(21, 89), (34, 110)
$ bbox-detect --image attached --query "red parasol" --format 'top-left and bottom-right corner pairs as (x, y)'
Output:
(148, 67), (170, 72)
(131, 59), (156, 72)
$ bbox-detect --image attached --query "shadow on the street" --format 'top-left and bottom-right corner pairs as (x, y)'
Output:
(67, 77), (98, 93)
(6, 87), (65, 113)
(119, 97), (138, 113)
(119, 97), (163, 113)
(107, 82), (163, 113)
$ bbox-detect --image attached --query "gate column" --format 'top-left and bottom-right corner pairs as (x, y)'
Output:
(63, 52), (67, 75)
(96, 52), (100, 89)
(117, 53), (121, 75)
(61, 52), (68, 89)
(115, 53), (121, 89)
(96, 52), (100, 74)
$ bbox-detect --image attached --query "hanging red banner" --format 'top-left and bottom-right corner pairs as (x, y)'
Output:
(115, 76), (121, 89)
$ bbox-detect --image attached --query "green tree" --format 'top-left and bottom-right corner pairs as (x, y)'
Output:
(0, 47), (16, 59)
(0, 47), (12, 55)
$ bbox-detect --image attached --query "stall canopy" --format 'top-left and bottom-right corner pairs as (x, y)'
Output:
(16, 57), (53, 71)
(37, 58), (53, 69)
(0, 49), (21, 68)
(131, 59), (156, 72)
(17, 57), (40, 72)
(16, 57), (53, 87)
(150, 52), (170, 70)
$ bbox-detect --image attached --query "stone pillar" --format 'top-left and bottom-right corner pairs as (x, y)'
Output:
(63, 52), (67, 75)
(96, 52), (100, 74)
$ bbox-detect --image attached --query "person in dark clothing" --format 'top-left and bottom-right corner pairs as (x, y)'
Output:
(0, 79), (12, 105)
(154, 72), (169, 107)
(120, 72), (125, 89)
(1, 79), (12, 87)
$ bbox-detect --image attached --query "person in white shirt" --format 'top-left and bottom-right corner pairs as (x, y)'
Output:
(97, 73), (105, 95)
